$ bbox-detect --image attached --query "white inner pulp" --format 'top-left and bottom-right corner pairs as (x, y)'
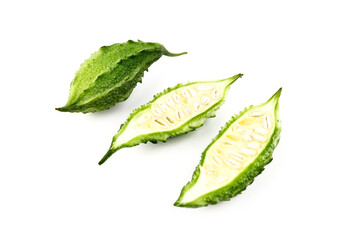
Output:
(179, 101), (276, 204)
(113, 81), (230, 148)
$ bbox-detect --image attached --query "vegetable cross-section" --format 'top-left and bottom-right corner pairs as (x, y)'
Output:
(98, 73), (243, 165)
(174, 88), (282, 207)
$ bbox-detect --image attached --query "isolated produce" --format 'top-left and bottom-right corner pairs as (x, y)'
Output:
(56, 40), (186, 113)
(99, 74), (243, 165)
(174, 88), (282, 207)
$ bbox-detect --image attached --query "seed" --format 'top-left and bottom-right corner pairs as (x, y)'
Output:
(262, 114), (272, 129)
(224, 157), (242, 169)
(242, 134), (253, 142)
(222, 141), (234, 147)
(249, 111), (263, 117)
(165, 115), (175, 124)
(188, 88), (198, 97)
(211, 175), (229, 184)
(176, 110), (185, 120)
(154, 118), (167, 127)
(211, 89), (220, 99)
(232, 125), (245, 133)
(239, 148), (257, 156)
(254, 127), (268, 135)
(152, 107), (163, 117)
(193, 101), (204, 112)
(210, 154), (223, 167)
(195, 85), (213, 91)
(227, 134), (240, 141)
(181, 89), (191, 99)
(159, 103), (169, 113)
(231, 153), (245, 161)
(173, 94), (181, 103)
(215, 148), (226, 157)
(201, 95), (211, 105)
(166, 97), (175, 107)
(247, 141), (261, 149)
(252, 133), (267, 143)
(183, 104), (191, 115)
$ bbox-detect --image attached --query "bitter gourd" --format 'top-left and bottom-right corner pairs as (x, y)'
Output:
(56, 40), (186, 113)
(174, 88), (282, 207)
(99, 74), (243, 165)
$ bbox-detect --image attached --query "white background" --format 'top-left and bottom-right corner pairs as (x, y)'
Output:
(1, 0), (359, 239)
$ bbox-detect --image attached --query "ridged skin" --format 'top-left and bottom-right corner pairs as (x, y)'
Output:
(98, 74), (243, 165)
(174, 89), (282, 207)
(56, 40), (186, 113)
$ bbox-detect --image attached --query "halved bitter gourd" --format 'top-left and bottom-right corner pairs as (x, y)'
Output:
(99, 73), (243, 165)
(174, 88), (282, 207)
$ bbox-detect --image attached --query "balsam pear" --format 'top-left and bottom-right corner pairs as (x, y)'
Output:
(56, 40), (186, 113)
(99, 74), (243, 165)
(174, 88), (282, 207)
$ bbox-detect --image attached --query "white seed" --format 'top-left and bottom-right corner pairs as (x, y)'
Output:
(152, 107), (163, 117)
(181, 89), (191, 99)
(165, 115), (175, 124)
(255, 127), (268, 135)
(193, 101), (204, 112)
(249, 111), (263, 117)
(176, 110), (185, 120)
(154, 118), (167, 127)
(211, 89), (220, 99)
(195, 84), (213, 91)
(231, 153), (245, 161)
(262, 114), (272, 129)
(210, 154), (223, 167)
(247, 141), (261, 149)
(159, 103), (169, 113)
(201, 95), (211, 105)
(239, 148), (257, 156)
(183, 104), (191, 115)
(242, 134), (253, 142)
(222, 140), (234, 147)
(215, 148), (226, 158)
(226, 134), (240, 141)
(232, 125), (245, 133)
(188, 88), (198, 97)
(224, 157), (242, 169)
(211, 175), (229, 184)
(252, 133), (267, 143)
(166, 97), (175, 107)
(173, 94), (181, 103)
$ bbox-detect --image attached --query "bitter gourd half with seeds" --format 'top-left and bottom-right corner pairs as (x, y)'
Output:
(56, 40), (186, 113)
(99, 74), (243, 165)
(174, 88), (282, 207)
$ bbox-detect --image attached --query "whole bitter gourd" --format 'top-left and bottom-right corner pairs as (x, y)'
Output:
(174, 88), (282, 207)
(56, 40), (186, 113)
(99, 74), (243, 165)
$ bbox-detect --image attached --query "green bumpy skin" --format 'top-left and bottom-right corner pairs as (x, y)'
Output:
(99, 74), (243, 165)
(56, 40), (186, 113)
(174, 88), (282, 207)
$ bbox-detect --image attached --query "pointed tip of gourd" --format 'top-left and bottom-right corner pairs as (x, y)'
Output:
(163, 49), (188, 57)
(55, 106), (67, 112)
(224, 73), (244, 85)
(98, 149), (115, 165)
(269, 87), (282, 102)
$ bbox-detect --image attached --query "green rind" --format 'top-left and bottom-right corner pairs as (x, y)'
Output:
(98, 74), (243, 165)
(56, 40), (186, 113)
(174, 88), (282, 207)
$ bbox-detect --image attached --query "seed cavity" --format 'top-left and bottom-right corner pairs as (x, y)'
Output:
(239, 148), (257, 156)
(154, 118), (167, 127)
(166, 97), (175, 107)
(211, 175), (229, 184)
(195, 84), (213, 91)
(201, 95), (211, 105)
(152, 107), (163, 117)
(255, 127), (269, 135)
(165, 115), (175, 124)
(222, 141), (234, 147)
(173, 94), (181, 103)
(252, 133), (267, 143)
(211, 89), (220, 99)
(249, 111), (263, 117)
(247, 141), (261, 149)
(181, 89), (191, 99)
(224, 157), (242, 169)
(226, 134), (240, 141)
(262, 114), (272, 129)
(176, 110), (185, 120)
(188, 88), (198, 97)
(159, 103), (169, 113)
(210, 154), (223, 167)
(232, 125), (245, 133)
(183, 105), (191, 115)
(242, 134), (253, 142)
(231, 153), (245, 161)
(215, 148), (226, 157)
(193, 101), (204, 112)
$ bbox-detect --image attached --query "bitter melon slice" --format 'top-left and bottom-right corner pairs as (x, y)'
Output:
(99, 74), (243, 165)
(174, 88), (282, 207)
